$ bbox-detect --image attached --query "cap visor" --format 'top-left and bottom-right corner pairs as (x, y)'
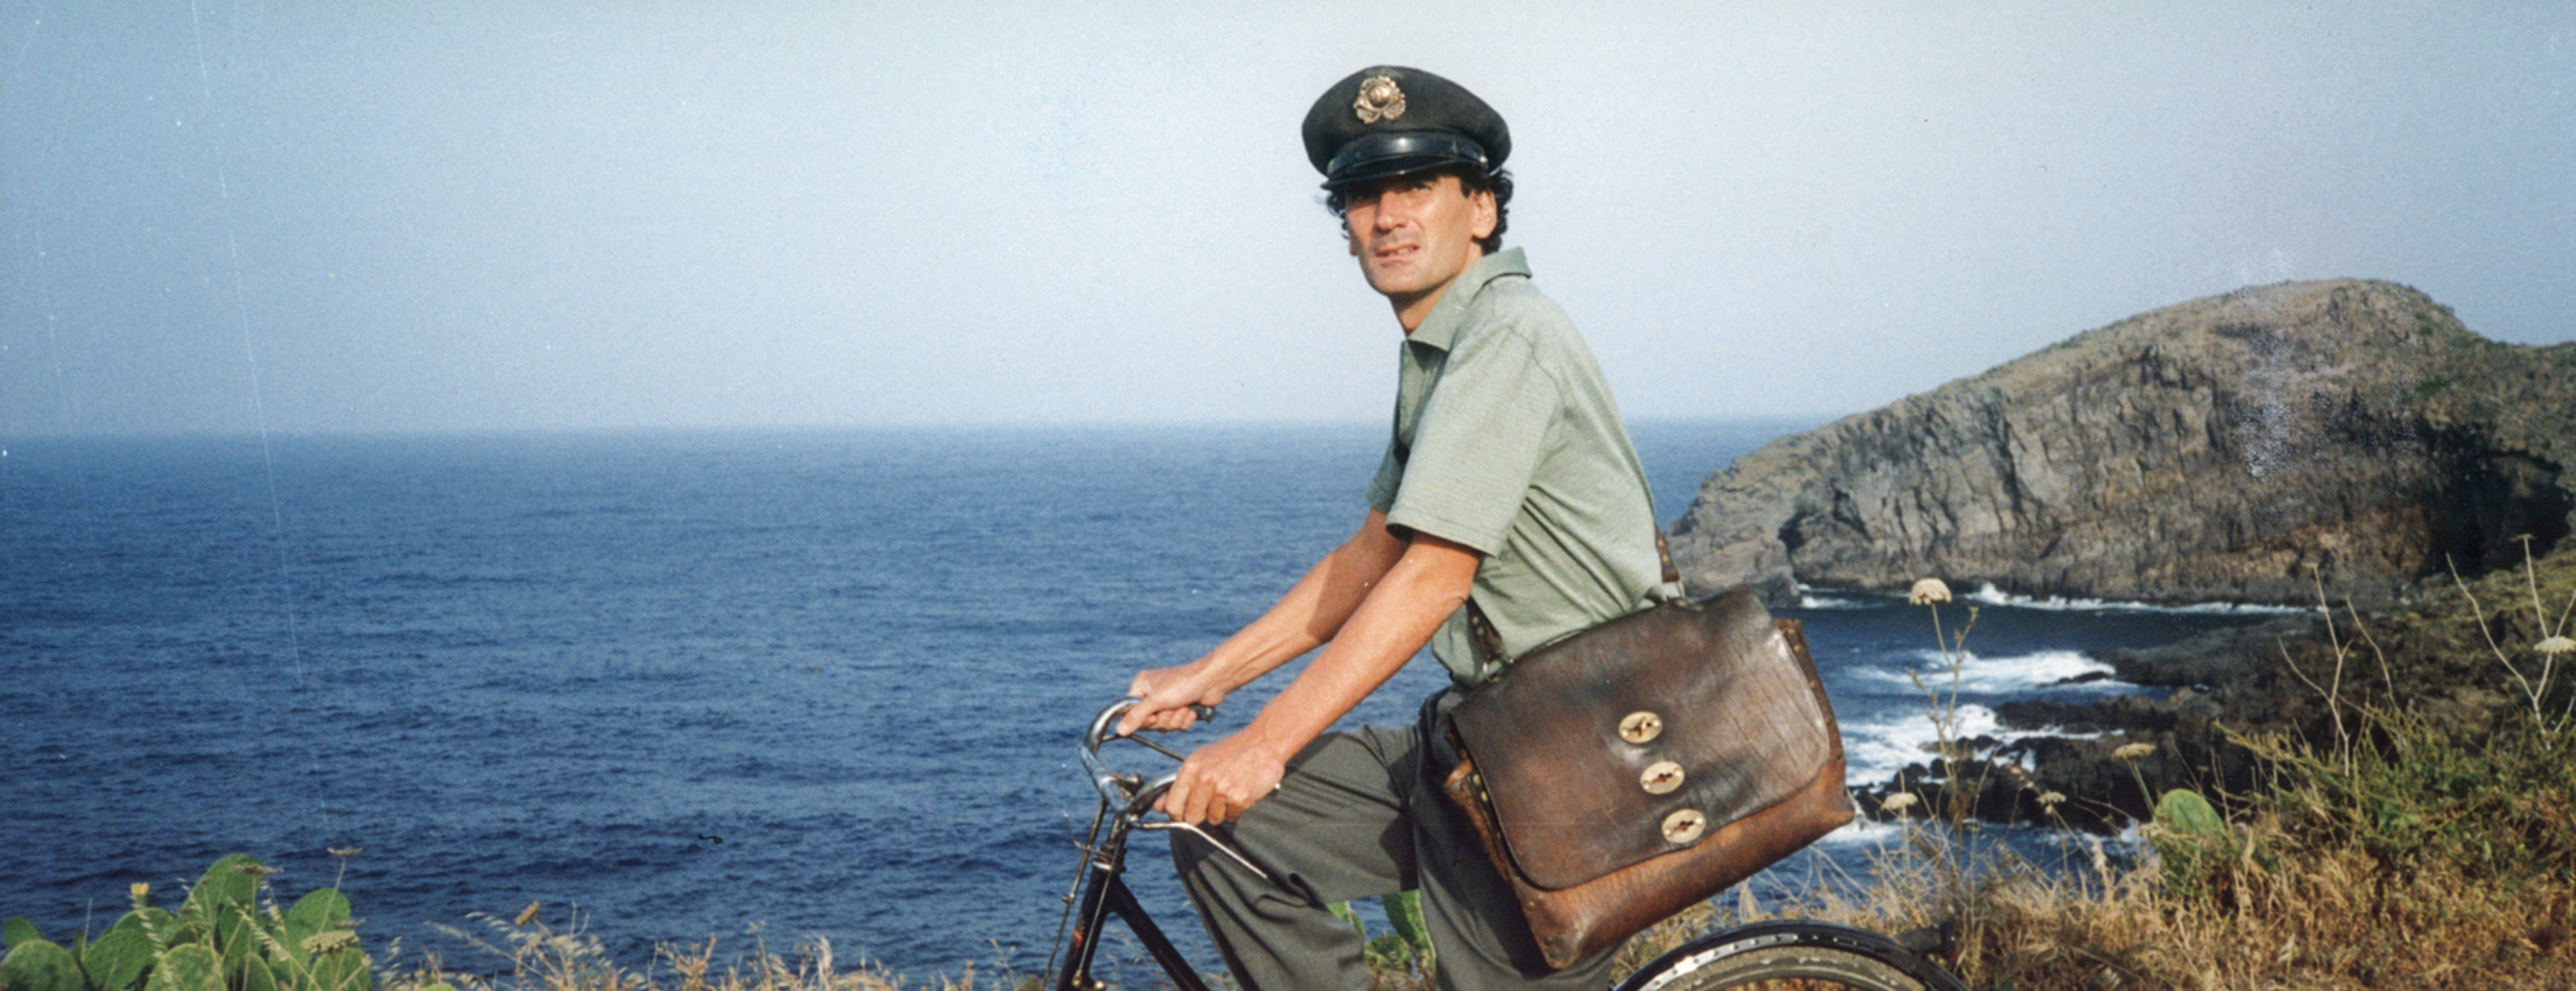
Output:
(1321, 132), (1489, 188)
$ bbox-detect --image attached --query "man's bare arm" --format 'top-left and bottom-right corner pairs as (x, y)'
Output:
(1157, 531), (1480, 825)
(1117, 508), (1408, 736)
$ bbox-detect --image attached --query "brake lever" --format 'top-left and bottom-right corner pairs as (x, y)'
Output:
(1137, 820), (1272, 882)
(1129, 702), (1219, 760)
(1094, 696), (1225, 774)
(1128, 733), (1190, 762)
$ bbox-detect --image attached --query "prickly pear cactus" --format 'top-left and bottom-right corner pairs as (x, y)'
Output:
(276, 891), (350, 970)
(1382, 890), (1430, 959)
(146, 945), (225, 991)
(1325, 892), (1434, 974)
(11, 854), (373, 991)
(296, 931), (370, 991)
(81, 915), (160, 991)
(183, 857), (264, 919)
(0, 938), (86, 991)
(2152, 789), (2231, 896)
(280, 892), (348, 937)
(236, 952), (280, 991)
(2155, 789), (2224, 837)
(127, 909), (181, 955)
(212, 906), (265, 984)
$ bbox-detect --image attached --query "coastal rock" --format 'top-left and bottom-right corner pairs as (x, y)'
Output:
(1935, 544), (2576, 831)
(2087, 614), (2319, 688)
(1671, 280), (2576, 608)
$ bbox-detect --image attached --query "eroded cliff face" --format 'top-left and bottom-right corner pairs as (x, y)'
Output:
(1670, 280), (2576, 607)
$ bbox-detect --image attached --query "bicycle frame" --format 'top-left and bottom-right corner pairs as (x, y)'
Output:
(1048, 701), (1266, 991)
(1044, 699), (1968, 991)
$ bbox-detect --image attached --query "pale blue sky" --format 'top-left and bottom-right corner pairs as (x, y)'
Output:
(3, 2), (2570, 436)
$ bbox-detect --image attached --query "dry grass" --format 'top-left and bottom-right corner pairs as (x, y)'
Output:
(382, 915), (1007, 991)
(372, 764), (2576, 991)
(1868, 820), (2576, 987)
(1582, 725), (2576, 989)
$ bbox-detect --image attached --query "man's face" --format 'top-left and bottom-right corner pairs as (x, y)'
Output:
(1341, 172), (1497, 311)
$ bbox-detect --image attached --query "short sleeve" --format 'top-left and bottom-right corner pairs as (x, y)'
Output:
(1383, 328), (1559, 554)
(1365, 438), (1402, 513)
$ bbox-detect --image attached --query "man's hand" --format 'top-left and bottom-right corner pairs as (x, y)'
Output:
(1157, 729), (1287, 825)
(1118, 665), (1225, 736)
(1148, 531), (1479, 826)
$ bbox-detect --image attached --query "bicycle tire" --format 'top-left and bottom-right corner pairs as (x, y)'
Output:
(1616, 921), (1966, 991)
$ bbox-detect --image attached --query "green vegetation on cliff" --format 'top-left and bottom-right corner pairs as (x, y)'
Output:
(2, 855), (379, 991)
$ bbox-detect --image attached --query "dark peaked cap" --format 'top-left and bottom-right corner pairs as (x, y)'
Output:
(1302, 66), (1510, 189)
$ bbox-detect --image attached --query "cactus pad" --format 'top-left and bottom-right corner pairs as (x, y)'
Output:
(0, 939), (86, 991)
(146, 945), (223, 991)
(81, 916), (158, 991)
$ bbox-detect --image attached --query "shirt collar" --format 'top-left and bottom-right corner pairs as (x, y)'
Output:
(1406, 248), (1530, 352)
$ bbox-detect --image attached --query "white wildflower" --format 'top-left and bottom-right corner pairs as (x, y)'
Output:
(2537, 635), (2575, 656)
(1907, 578), (1953, 605)
(2038, 790), (2066, 808)
(2112, 742), (2157, 761)
(1880, 792), (1920, 814)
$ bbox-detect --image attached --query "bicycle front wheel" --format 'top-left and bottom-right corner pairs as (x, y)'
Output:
(1616, 921), (1965, 991)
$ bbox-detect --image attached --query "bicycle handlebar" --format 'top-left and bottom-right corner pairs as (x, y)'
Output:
(1078, 697), (1214, 814)
(1073, 697), (1273, 883)
(1081, 697), (1216, 753)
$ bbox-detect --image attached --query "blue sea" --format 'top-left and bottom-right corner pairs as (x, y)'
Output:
(0, 421), (2288, 978)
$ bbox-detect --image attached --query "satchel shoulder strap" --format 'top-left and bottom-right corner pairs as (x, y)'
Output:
(1467, 527), (1682, 667)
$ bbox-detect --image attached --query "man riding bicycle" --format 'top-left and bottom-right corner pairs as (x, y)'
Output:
(1116, 66), (1678, 991)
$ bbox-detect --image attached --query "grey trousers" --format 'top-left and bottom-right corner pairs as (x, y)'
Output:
(1170, 694), (1623, 991)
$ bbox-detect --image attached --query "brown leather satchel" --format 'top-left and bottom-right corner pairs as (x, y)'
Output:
(1441, 587), (1855, 970)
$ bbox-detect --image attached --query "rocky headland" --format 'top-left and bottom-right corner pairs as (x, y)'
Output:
(1666, 280), (2576, 828)
(1670, 279), (2574, 609)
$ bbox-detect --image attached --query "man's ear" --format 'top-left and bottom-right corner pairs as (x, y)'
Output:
(1470, 188), (1497, 241)
(1346, 218), (1361, 257)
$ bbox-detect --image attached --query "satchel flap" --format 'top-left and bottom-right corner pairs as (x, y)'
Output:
(1448, 588), (1833, 891)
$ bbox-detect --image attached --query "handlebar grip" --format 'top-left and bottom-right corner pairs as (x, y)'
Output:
(1083, 698), (1219, 753)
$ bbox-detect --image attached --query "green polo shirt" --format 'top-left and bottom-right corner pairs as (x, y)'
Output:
(1364, 248), (1676, 687)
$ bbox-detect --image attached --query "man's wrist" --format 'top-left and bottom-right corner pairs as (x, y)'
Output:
(1234, 714), (1308, 766)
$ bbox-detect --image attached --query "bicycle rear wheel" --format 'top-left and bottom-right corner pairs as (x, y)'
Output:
(1616, 921), (1965, 991)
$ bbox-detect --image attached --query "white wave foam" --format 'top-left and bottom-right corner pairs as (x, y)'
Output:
(1815, 817), (1910, 846)
(1835, 692), (2124, 782)
(1860, 648), (2126, 694)
(1963, 582), (2310, 615)
(1791, 581), (1874, 609)
(1838, 703), (2016, 781)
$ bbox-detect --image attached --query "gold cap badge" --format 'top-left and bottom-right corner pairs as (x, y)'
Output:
(1353, 75), (1406, 124)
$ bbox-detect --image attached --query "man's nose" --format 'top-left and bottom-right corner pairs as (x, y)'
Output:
(1371, 197), (1406, 229)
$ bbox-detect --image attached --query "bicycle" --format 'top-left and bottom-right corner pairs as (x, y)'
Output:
(1046, 698), (1968, 991)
